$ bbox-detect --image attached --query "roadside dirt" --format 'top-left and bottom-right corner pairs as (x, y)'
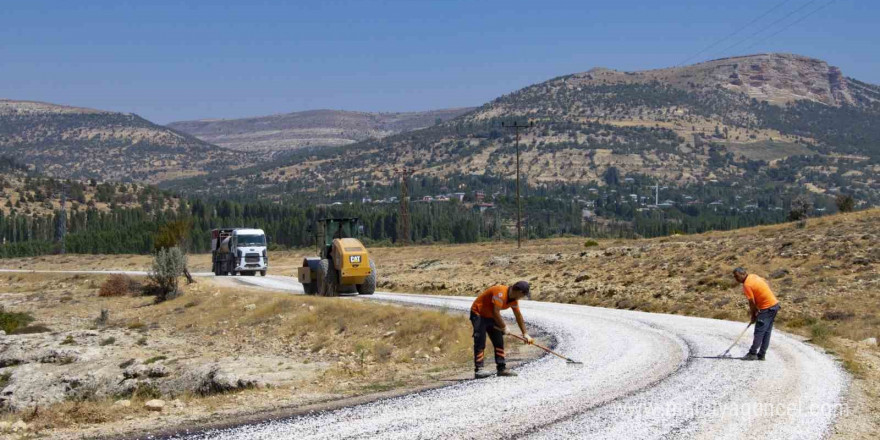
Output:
(0, 273), (543, 439)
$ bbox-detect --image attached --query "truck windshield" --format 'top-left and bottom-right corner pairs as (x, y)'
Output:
(236, 235), (266, 246)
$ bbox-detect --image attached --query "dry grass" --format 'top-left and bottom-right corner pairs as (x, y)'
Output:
(0, 273), (527, 438)
(2, 399), (148, 432)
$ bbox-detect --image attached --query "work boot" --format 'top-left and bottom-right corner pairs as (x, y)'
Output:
(757, 355), (766, 361)
(742, 353), (759, 361)
(474, 369), (493, 379)
(497, 369), (518, 377)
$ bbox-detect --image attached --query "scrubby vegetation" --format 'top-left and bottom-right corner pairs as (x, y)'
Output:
(147, 247), (187, 302)
(98, 274), (139, 297)
(0, 307), (34, 334)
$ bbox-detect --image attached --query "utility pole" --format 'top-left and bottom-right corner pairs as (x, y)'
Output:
(55, 183), (67, 254)
(655, 184), (659, 206)
(502, 120), (533, 248)
(396, 168), (412, 245)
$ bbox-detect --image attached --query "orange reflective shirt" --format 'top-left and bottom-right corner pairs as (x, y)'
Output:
(743, 274), (779, 310)
(471, 285), (520, 318)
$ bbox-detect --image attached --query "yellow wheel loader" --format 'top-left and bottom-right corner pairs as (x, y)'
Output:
(297, 217), (376, 296)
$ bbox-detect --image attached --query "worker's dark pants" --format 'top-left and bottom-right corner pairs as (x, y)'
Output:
(470, 311), (505, 371)
(749, 304), (781, 357)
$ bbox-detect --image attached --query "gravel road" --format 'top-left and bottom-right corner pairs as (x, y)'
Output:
(175, 274), (847, 440)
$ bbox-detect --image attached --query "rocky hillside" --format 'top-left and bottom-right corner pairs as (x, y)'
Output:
(0, 100), (248, 183)
(566, 53), (871, 107)
(374, 209), (879, 343)
(164, 54), (879, 206)
(0, 156), (179, 218)
(167, 107), (474, 155)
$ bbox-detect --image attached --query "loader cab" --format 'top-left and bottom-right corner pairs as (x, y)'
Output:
(317, 217), (360, 258)
(300, 216), (375, 296)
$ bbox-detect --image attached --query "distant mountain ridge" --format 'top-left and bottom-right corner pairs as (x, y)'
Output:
(163, 53), (879, 207)
(567, 53), (869, 107)
(167, 107), (475, 154)
(0, 99), (245, 183)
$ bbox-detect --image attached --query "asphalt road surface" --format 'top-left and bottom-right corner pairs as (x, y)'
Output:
(174, 274), (848, 440)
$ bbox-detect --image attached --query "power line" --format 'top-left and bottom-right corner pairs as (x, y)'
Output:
(677, 0), (793, 66)
(740, 0), (838, 53)
(712, 0), (818, 59)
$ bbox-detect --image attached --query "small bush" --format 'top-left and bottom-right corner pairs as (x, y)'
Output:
(788, 195), (812, 222)
(0, 372), (11, 390)
(822, 310), (855, 321)
(835, 194), (855, 213)
(810, 322), (831, 343)
(0, 307), (35, 334)
(99, 274), (134, 297)
(100, 337), (116, 346)
(61, 335), (76, 345)
(145, 355), (167, 364)
(373, 342), (394, 362)
(147, 247), (187, 302)
(131, 382), (162, 399)
(584, 240), (599, 247)
(11, 324), (52, 334)
(783, 315), (816, 329)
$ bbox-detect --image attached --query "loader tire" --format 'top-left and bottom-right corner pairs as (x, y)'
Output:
(317, 258), (338, 297)
(357, 260), (377, 296)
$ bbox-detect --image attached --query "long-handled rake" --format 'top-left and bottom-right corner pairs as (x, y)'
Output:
(501, 329), (584, 365)
(719, 323), (752, 358)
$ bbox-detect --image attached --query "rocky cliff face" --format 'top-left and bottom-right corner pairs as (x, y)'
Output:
(572, 53), (860, 106)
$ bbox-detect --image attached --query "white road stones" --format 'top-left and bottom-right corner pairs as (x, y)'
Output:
(175, 276), (847, 440)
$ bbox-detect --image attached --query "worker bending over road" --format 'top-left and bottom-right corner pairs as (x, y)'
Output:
(733, 267), (781, 361)
(470, 281), (533, 379)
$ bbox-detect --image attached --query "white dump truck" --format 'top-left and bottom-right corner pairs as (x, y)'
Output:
(211, 228), (268, 276)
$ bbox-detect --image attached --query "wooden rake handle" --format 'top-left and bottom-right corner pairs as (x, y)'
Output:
(498, 327), (583, 364)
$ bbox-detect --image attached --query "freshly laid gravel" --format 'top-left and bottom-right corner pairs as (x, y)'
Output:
(177, 276), (848, 439)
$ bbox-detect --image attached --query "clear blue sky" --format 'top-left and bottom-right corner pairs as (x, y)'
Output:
(2, 0), (877, 123)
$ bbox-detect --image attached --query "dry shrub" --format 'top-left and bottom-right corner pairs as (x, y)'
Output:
(0, 307), (34, 333)
(98, 274), (135, 297)
(822, 310), (856, 321)
(21, 399), (136, 431)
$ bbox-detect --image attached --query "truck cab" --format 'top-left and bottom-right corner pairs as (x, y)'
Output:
(211, 228), (269, 276)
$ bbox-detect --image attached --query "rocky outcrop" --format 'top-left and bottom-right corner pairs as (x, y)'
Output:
(0, 330), (263, 411)
(569, 53), (860, 107)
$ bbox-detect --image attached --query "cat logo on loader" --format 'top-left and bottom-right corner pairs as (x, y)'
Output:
(297, 217), (376, 296)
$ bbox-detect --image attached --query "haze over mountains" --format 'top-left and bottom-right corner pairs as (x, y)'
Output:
(165, 53), (879, 205)
(167, 108), (475, 154)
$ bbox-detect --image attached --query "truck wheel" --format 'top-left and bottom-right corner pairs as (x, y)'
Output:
(260, 270), (267, 277)
(357, 260), (377, 295)
(317, 259), (338, 297)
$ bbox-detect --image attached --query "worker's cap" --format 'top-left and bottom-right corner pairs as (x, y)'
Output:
(733, 267), (747, 275)
(512, 281), (530, 297)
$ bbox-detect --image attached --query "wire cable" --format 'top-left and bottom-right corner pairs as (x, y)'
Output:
(712, 0), (818, 59)
(740, 0), (838, 53)
(677, 0), (793, 67)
